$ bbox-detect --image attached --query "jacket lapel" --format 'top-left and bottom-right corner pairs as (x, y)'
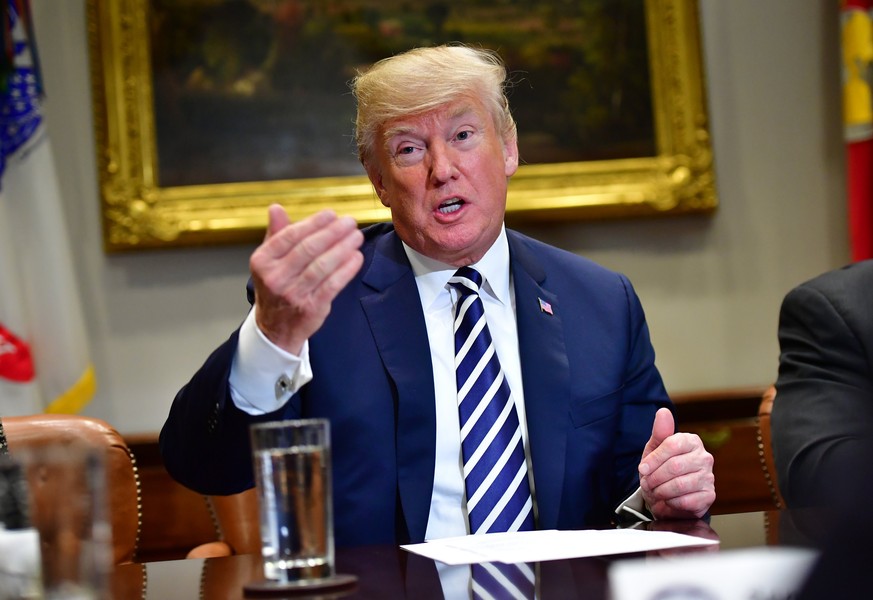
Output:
(508, 232), (570, 529)
(359, 231), (436, 543)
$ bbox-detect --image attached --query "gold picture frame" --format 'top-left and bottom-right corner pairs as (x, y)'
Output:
(88, 0), (715, 252)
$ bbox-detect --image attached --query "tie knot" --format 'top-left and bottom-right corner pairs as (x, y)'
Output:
(449, 266), (483, 297)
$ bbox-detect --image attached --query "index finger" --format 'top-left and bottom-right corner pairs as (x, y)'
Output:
(265, 204), (291, 238)
(639, 431), (701, 477)
(262, 208), (340, 258)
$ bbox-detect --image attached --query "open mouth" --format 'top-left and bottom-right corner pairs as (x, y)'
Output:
(438, 198), (464, 214)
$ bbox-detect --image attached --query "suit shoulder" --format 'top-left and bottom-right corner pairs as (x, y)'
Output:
(786, 260), (873, 306)
(803, 260), (873, 291)
(357, 222), (396, 258)
(361, 222), (395, 242)
(780, 261), (873, 346)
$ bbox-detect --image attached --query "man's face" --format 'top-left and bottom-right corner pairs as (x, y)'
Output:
(365, 96), (519, 266)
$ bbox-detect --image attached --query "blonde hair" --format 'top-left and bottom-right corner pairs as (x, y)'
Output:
(350, 44), (516, 165)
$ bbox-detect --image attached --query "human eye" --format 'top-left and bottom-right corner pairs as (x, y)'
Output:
(391, 141), (422, 165)
(455, 129), (474, 142)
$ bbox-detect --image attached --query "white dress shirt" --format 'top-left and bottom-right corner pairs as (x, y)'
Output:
(403, 227), (536, 540)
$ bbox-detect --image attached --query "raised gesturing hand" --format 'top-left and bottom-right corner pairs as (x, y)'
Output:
(249, 204), (364, 355)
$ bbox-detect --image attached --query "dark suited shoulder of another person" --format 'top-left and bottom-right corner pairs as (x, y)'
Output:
(772, 259), (873, 510)
(772, 261), (873, 597)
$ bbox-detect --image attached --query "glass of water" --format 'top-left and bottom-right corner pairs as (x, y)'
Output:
(249, 419), (334, 584)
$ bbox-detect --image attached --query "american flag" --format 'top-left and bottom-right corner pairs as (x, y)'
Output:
(538, 297), (553, 315)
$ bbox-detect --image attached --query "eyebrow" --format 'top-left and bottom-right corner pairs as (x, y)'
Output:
(382, 103), (479, 142)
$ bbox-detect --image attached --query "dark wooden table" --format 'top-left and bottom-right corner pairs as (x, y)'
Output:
(111, 510), (823, 599)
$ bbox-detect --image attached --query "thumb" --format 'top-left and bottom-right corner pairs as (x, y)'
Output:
(265, 204), (291, 239)
(643, 407), (675, 457)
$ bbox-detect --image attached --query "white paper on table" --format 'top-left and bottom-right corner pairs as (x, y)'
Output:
(400, 529), (719, 565)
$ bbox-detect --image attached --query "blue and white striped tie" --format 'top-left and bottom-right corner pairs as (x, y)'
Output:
(472, 562), (536, 600)
(449, 267), (534, 534)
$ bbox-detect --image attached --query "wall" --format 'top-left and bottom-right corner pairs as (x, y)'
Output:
(29, 0), (848, 435)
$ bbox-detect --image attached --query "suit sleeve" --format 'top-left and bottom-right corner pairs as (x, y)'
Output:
(772, 283), (873, 507)
(159, 328), (299, 495)
(613, 274), (672, 508)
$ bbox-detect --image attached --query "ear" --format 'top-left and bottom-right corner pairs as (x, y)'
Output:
(365, 163), (390, 207)
(503, 135), (519, 177)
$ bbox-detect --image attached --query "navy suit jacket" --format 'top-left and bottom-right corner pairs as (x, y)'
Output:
(160, 224), (671, 547)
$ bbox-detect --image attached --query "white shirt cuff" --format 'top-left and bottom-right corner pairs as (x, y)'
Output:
(615, 487), (653, 522)
(228, 310), (313, 415)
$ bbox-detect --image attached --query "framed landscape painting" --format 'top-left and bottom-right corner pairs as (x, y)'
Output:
(88, 0), (716, 251)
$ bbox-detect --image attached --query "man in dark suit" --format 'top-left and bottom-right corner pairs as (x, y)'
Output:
(770, 261), (873, 598)
(160, 44), (715, 547)
(772, 259), (873, 508)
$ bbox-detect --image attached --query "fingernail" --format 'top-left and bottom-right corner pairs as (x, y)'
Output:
(639, 463), (650, 476)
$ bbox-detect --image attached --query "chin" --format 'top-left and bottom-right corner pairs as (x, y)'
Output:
(435, 244), (486, 266)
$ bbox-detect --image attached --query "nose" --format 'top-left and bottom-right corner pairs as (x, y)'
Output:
(427, 142), (459, 184)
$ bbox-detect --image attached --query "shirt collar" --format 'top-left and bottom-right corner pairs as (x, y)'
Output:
(402, 226), (511, 309)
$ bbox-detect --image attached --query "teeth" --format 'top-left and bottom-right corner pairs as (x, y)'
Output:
(438, 198), (462, 214)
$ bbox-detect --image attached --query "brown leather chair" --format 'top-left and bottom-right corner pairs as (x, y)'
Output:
(186, 488), (261, 558)
(756, 385), (785, 510)
(1, 414), (142, 565)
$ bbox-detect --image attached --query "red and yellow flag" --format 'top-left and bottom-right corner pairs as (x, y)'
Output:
(842, 0), (873, 260)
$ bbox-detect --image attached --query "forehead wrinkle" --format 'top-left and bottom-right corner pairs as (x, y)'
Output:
(382, 122), (418, 141)
(381, 100), (482, 144)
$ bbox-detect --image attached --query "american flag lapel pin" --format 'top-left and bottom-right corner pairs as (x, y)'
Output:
(538, 297), (554, 315)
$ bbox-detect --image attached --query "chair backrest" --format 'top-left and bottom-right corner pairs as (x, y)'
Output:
(186, 488), (261, 559)
(208, 488), (261, 554)
(1, 414), (142, 565)
(756, 385), (785, 510)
